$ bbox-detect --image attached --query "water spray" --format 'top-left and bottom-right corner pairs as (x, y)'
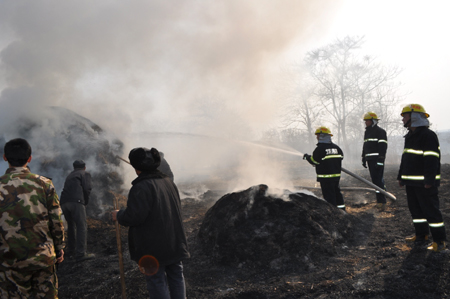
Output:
(239, 141), (396, 201)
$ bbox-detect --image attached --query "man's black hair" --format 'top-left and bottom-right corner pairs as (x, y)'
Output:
(4, 138), (32, 167)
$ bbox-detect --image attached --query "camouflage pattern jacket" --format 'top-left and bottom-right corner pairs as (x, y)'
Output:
(0, 167), (65, 271)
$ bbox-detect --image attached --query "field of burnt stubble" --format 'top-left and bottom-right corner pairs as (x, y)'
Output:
(57, 163), (450, 299)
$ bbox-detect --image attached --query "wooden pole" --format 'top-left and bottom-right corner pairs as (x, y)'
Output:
(116, 155), (131, 165)
(114, 196), (127, 299)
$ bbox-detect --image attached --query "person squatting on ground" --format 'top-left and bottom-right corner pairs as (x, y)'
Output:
(112, 147), (190, 299)
(362, 111), (388, 211)
(0, 138), (65, 298)
(303, 126), (346, 211)
(60, 159), (95, 262)
(398, 104), (447, 252)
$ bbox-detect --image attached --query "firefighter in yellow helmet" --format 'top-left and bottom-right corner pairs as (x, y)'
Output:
(303, 126), (345, 211)
(361, 112), (388, 211)
(398, 104), (447, 252)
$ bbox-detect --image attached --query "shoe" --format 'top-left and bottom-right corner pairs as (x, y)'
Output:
(427, 241), (447, 252)
(405, 235), (429, 243)
(376, 203), (386, 211)
(76, 253), (96, 262)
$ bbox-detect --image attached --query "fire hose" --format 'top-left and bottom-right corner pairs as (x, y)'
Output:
(295, 186), (380, 192)
(341, 167), (396, 201)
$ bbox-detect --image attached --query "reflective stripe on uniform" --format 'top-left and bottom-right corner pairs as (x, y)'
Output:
(401, 175), (441, 181)
(413, 219), (427, 224)
(423, 151), (440, 158)
(310, 157), (320, 165)
(403, 148), (440, 158)
(429, 222), (445, 228)
(317, 173), (341, 178)
(403, 148), (423, 155)
(412, 219), (444, 228)
(364, 138), (378, 142)
(322, 155), (343, 160)
(337, 205), (345, 209)
(365, 153), (379, 157)
(378, 139), (387, 144)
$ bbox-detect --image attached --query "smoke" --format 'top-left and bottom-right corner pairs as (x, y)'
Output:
(0, 0), (343, 195)
(0, 105), (124, 217)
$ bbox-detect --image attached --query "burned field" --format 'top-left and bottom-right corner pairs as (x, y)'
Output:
(57, 164), (450, 299)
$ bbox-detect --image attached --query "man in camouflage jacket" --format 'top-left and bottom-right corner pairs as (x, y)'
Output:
(0, 138), (65, 298)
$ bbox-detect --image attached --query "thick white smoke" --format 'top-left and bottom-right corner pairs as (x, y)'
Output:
(0, 0), (343, 195)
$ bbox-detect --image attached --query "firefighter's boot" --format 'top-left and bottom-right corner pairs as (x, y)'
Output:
(376, 203), (386, 211)
(427, 241), (447, 252)
(405, 235), (429, 245)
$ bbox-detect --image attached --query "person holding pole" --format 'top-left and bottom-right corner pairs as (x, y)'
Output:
(398, 104), (447, 252)
(361, 111), (388, 211)
(303, 126), (346, 211)
(112, 147), (189, 298)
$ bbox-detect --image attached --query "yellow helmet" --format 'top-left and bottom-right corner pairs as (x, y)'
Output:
(315, 126), (333, 136)
(401, 104), (429, 118)
(363, 111), (379, 120)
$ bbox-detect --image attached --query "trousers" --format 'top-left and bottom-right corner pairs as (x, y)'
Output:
(320, 180), (345, 210)
(61, 202), (87, 258)
(0, 266), (58, 299)
(367, 160), (386, 204)
(406, 185), (446, 242)
(145, 261), (186, 299)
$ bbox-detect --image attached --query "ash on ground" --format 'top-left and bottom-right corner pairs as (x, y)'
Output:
(57, 164), (450, 299)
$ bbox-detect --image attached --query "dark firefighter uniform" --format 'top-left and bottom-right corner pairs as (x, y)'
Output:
(398, 126), (446, 243)
(305, 142), (345, 210)
(362, 124), (388, 204)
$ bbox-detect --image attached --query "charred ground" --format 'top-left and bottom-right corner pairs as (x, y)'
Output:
(57, 164), (450, 299)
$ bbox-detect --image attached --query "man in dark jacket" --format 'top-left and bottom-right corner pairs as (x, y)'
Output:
(362, 112), (388, 210)
(304, 126), (345, 211)
(398, 104), (447, 252)
(112, 147), (189, 299)
(60, 160), (95, 262)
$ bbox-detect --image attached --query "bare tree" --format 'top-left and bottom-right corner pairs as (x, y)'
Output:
(303, 36), (403, 157)
(280, 68), (323, 149)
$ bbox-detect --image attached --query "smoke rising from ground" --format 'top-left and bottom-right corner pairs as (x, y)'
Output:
(0, 0), (343, 192)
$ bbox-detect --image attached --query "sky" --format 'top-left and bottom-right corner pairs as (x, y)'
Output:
(319, 0), (450, 132)
(1, 0), (449, 191)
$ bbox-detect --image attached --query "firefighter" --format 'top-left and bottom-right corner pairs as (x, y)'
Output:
(398, 104), (447, 252)
(303, 126), (345, 211)
(361, 111), (388, 211)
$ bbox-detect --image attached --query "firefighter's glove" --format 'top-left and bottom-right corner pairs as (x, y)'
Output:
(303, 153), (309, 160)
(362, 157), (367, 168)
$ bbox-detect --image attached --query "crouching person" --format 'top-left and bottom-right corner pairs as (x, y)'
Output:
(112, 147), (190, 298)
